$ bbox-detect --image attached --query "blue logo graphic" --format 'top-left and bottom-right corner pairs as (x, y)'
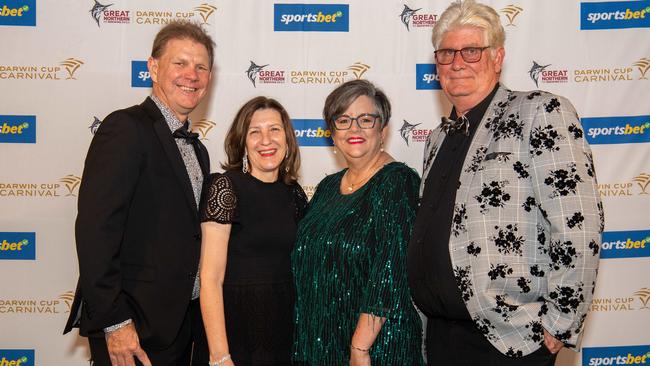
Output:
(274, 4), (349, 32)
(581, 1), (650, 30)
(583, 345), (650, 366)
(0, 115), (36, 143)
(131, 61), (151, 88)
(582, 116), (650, 145)
(416, 64), (441, 90)
(0, 232), (36, 260)
(600, 230), (650, 259)
(0, 0), (36, 26)
(292, 119), (333, 146)
(0, 349), (35, 366)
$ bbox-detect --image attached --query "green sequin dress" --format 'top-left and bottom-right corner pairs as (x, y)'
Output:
(292, 162), (425, 366)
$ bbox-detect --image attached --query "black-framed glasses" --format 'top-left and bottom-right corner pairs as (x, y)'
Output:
(333, 113), (381, 130)
(434, 46), (490, 65)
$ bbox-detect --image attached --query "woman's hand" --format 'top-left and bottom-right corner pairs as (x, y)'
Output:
(349, 347), (371, 366)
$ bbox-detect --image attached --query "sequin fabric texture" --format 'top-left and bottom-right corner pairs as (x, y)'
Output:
(292, 162), (425, 366)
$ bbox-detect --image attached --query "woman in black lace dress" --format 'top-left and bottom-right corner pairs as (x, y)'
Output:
(196, 97), (307, 366)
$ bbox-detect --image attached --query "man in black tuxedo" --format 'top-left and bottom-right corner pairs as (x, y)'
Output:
(64, 20), (214, 366)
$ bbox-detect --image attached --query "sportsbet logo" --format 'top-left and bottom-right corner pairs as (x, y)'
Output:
(601, 230), (650, 259)
(416, 64), (441, 90)
(0, 116), (36, 143)
(131, 60), (151, 88)
(584, 345), (650, 366)
(581, 1), (650, 30)
(0, 349), (33, 366)
(0, 232), (36, 260)
(292, 119), (333, 146)
(582, 116), (650, 144)
(0, 1), (35, 26)
(274, 4), (349, 32)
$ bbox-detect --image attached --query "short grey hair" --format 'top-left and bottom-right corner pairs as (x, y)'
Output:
(323, 79), (391, 131)
(431, 0), (505, 50)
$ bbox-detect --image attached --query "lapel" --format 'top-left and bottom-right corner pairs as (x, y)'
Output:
(454, 85), (512, 206)
(142, 97), (200, 218)
(419, 127), (446, 197)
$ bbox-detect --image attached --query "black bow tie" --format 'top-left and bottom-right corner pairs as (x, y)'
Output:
(173, 122), (199, 144)
(441, 115), (470, 136)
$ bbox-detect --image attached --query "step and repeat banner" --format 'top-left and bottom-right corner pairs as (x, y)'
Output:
(1, 0), (649, 365)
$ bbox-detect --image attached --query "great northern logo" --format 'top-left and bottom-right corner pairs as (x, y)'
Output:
(398, 4), (437, 31)
(398, 119), (431, 146)
(192, 119), (216, 140)
(528, 61), (568, 87)
(245, 60), (370, 87)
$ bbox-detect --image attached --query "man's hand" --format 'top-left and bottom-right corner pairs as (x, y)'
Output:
(105, 323), (151, 366)
(543, 329), (564, 354)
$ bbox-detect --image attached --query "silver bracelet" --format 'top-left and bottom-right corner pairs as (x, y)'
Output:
(209, 354), (231, 366)
(103, 319), (132, 334)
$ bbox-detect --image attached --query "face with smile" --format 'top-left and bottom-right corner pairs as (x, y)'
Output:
(332, 95), (386, 166)
(148, 38), (211, 122)
(437, 26), (504, 114)
(245, 108), (288, 182)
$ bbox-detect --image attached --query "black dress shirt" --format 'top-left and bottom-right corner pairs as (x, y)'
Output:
(409, 84), (499, 320)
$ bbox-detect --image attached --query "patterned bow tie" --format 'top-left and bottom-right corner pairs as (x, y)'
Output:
(441, 115), (470, 136)
(173, 122), (199, 144)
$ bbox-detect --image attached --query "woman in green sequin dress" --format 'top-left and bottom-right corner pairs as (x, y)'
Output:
(292, 80), (425, 366)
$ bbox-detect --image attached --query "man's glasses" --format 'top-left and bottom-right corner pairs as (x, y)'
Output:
(333, 114), (381, 130)
(434, 46), (490, 65)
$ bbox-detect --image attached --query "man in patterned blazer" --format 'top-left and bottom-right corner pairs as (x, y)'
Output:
(407, 1), (603, 365)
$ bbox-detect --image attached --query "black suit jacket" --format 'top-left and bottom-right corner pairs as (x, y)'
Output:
(64, 97), (210, 350)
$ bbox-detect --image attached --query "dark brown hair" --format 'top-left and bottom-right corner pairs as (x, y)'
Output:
(222, 97), (300, 185)
(151, 20), (216, 69)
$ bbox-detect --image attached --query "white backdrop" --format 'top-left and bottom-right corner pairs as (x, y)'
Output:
(1, 1), (649, 365)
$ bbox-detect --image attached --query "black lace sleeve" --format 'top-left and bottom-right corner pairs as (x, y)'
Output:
(292, 183), (308, 221)
(200, 173), (237, 224)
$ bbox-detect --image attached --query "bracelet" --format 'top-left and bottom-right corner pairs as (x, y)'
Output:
(350, 344), (370, 353)
(209, 354), (231, 366)
(103, 319), (132, 334)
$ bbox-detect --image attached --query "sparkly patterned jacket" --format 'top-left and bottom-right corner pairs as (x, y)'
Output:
(420, 85), (603, 357)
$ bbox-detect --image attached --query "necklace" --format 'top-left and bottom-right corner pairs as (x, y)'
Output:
(343, 158), (386, 192)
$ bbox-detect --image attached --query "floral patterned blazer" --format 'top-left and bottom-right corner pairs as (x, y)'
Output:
(421, 84), (603, 357)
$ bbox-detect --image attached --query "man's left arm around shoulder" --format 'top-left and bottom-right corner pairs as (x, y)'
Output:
(528, 93), (603, 350)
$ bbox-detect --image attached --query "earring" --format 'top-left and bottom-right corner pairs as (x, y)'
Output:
(380, 140), (385, 152)
(242, 152), (249, 174)
(332, 145), (337, 154)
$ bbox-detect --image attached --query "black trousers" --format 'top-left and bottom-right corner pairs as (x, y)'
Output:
(89, 300), (206, 366)
(426, 317), (558, 366)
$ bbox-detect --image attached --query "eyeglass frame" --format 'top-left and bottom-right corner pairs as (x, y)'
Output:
(332, 113), (382, 130)
(434, 46), (491, 65)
